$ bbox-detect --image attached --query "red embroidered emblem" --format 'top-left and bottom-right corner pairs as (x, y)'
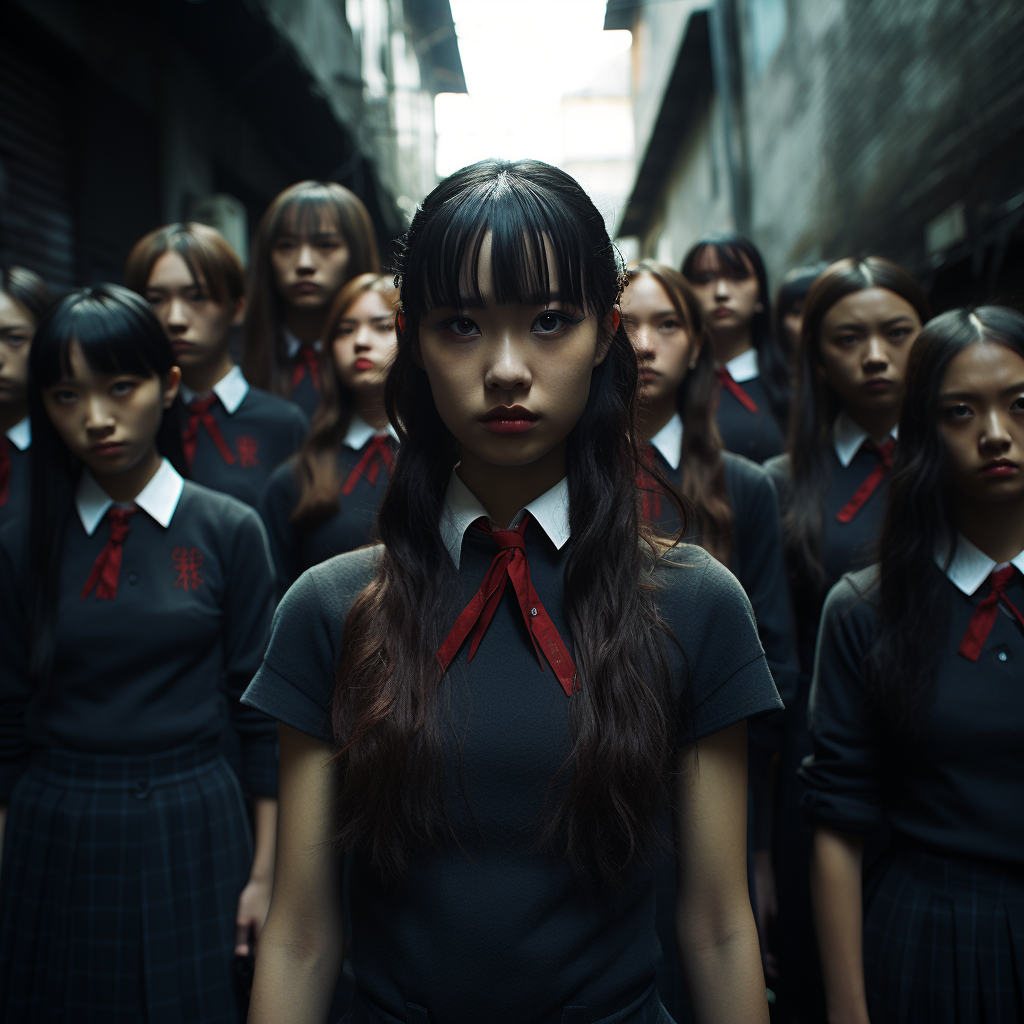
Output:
(236, 434), (259, 469)
(172, 547), (205, 591)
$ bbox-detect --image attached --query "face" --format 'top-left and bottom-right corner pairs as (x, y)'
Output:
(42, 341), (180, 478)
(0, 290), (36, 408)
(332, 289), (397, 393)
(145, 251), (242, 369)
(938, 340), (1024, 505)
(818, 288), (922, 421)
(687, 247), (762, 332)
(271, 210), (351, 312)
(416, 235), (610, 469)
(621, 272), (701, 408)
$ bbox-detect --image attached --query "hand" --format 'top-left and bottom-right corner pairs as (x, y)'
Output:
(236, 875), (272, 957)
(753, 848), (779, 980)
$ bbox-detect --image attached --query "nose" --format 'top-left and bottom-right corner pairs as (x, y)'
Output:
(84, 393), (115, 435)
(353, 324), (373, 350)
(166, 297), (188, 330)
(979, 407), (1012, 453)
(484, 334), (531, 392)
(863, 333), (889, 370)
(297, 243), (316, 273)
(631, 324), (655, 361)
(713, 276), (730, 301)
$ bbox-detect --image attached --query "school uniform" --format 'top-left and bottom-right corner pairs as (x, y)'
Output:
(802, 541), (1024, 1023)
(0, 459), (277, 1023)
(180, 364), (309, 509)
(0, 416), (30, 525)
(714, 349), (786, 464)
(284, 327), (321, 418)
(764, 411), (898, 1021)
(242, 472), (782, 1024)
(260, 414), (398, 594)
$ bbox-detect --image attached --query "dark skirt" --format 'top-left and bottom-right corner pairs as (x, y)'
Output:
(0, 741), (252, 1024)
(865, 842), (1024, 1024)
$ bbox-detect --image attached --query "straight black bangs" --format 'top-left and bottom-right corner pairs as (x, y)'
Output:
(406, 173), (597, 316)
(691, 241), (750, 278)
(275, 188), (345, 239)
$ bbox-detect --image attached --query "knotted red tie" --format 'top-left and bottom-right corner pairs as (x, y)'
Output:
(716, 366), (759, 414)
(637, 445), (663, 521)
(958, 565), (1024, 661)
(836, 438), (895, 523)
(291, 345), (320, 391)
(182, 394), (236, 469)
(80, 507), (135, 600)
(437, 515), (578, 697)
(341, 434), (394, 496)
(0, 438), (10, 506)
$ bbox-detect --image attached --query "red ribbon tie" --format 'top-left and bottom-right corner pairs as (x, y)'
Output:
(81, 507), (135, 600)
(342, 435), (394, 496)
(436, 515), (578, 697)
(836, 438), (895, 523)
(0, 438), (10, 506)
(716, 366), (759, 414)
(958, 565), (1024, 661)
(291, 345), (321, 391)
(182, 394), (236, 469)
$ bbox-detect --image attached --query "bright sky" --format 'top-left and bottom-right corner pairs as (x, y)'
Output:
(435, 0), (633, 177)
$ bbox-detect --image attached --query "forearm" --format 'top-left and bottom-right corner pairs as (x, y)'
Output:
(250, 797), (278, 882)
(811, 827), (870, 1024)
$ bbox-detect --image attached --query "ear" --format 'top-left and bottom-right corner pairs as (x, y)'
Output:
(231, 296), (247, 327)
(594, 306), (619, 367)
(162, 366), (182, 408)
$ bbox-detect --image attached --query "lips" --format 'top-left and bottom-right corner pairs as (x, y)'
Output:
(354, 358), (374, 371)
(480, 405), (539, 434)
(91, 442), (127, 457)
(981, 459), (1019, 477)
(292, 282), (319, 294)
(863, 378), (894, 393)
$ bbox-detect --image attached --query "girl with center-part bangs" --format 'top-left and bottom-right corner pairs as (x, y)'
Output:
(242, 180), (382, 418)
(242, 159), (781, 1024)
(804, 306), (1024, 1023)
(0, 286), (278, 1022)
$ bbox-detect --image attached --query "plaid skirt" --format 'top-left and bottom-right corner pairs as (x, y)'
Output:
(0, 741), (252, 1023)
(865, 841), (1024, 1024)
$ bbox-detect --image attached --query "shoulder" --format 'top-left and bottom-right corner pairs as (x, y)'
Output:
(821, 565), (880, 638)
(654, 543), (752, 621)
(284, 544), (383, 622)
(264, 454), (301, 492)
(179, 479), (261, 528)
(762, 452), (790, 485)
(242, 386), (310, 429)
(722, 451), (777, 500)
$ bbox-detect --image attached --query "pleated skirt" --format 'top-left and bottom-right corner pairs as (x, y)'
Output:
(0, 741), (252, 1024)
(865, 842), (1024, 1024)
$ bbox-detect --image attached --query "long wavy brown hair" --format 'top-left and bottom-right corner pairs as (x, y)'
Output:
(290, 273), (398, 528)
(241, 181), (381, 397)
(329, 160), (687, 885)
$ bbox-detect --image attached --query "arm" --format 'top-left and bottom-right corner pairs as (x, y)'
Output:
(811, 828), (869, 1024)
(247, 724), (345, 1024)
(235, 796), (278, 956)
(674, 720), (768, 1024)
(258, 464), (301, 601)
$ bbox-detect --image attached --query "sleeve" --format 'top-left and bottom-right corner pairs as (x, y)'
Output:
(221, 506), (279, 796)
(0, 529), (31, 800)
(799, 575), (884, 832)
(258, 461), (301, 600)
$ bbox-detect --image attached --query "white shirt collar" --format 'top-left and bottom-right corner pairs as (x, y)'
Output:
(649, 411), (683, 471)
(283, 327), (321, 360)
(439, 470), (571, 569)
(832, 410), (899, 469)
(5, 415), (31, 451)
(178, 364), (250, 415)
(343, 412), (400, 451)
(75, 457), (185, 536)
(938, 534), (1024, 597)
(724, 347), (759, 383)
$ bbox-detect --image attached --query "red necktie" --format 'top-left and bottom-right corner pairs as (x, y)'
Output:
(80, 507), (135, 600)
(341, 435), (395, 496)
(436, 515), (578, 697)
(958, 565), (1024, 661)
(182, 394), (236, 469)
(291, 345), (320, 391)
(637, 445), (662, 521)
(836, 438), (895, 523)
(0, 438), (10, 506)
(716, 366), (759, 414)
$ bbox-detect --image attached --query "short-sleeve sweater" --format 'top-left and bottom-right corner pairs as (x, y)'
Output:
(242, 530), (781, 1023)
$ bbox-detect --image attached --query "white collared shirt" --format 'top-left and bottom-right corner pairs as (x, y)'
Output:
(832, 410), (899, 469)
(178, 364), (250, 415)
(5, 416), (31, 451)
(649, 411), (684, 471)
(283, 327), (321, 360)
(439, 470), (571, 569)
(343, 412), (400, 451)
(724, 347), (759, 383)
(75, 457), (185, 536)
(938, 534), (1024, 597)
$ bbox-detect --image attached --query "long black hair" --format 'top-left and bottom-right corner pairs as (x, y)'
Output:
(1, 265), (53, 323)
(772, 262), (828, 363)
(681, 232), (790, 429)
(331, 159), (681, 884)
(27, 284), (185, 685)
(865, 306), (1024, 732)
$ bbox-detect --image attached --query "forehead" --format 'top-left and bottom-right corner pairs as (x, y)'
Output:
(822, 287), (920, 328)
(149, 250), (202, 287)
(277, 201), (342, 237)
(0, 289), (34, 327)
(622, 271), (674, 311)
(941, 340), (1024, 390)
(341, 289), (394, 320)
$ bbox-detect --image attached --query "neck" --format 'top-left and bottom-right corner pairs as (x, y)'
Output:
(638, 393), (677, 444)
(181, 352), (235, 395)
(456, 442), (566, 530)
(352, 388), (389, 431)
(710, 324), (753, 366)
(955, 491), (1024, 564)
(283, 307), (327, 346)
(843, 405), (900, 443)
(0, 400), (27, 435)
(92, 445), (164, 503)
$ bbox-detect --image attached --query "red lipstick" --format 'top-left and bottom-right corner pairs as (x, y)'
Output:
(354, 358), (374, 371)
(982, 459), (1019, 477)
(480, 405), (539, 434)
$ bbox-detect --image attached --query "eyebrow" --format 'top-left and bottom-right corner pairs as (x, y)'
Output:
(338, 315), (393, 324)
(941, 381), (1024, 399)
(830, 316), (915, 331)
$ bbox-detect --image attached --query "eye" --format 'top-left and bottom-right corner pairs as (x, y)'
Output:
(445, 316), (480, 338)
(110, 379), (139, 397)
(836, 334), (858, 346)
(1, 331), (30, 345)
(1012, 396), (1024, 412)
(659, 318), (681, 331)
(944, 403), (973, 420)
(273, 239), (295, 252)
(144, 292), (164, 306)
(888, 326), (912, 340)
(335, 325), (354, 337)
(532, 310), (583, 335)
(376, 322), (395, 334)
(188, 290), (209, 303)
(50, 388), (78, 405)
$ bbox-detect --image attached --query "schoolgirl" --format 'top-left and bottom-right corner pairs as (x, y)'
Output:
(125, 221), (309, 509)
(803, 306), (1024, 1024)
(0, 286), (278, 1022)
(680, 233), (790, 463)
(242, 159), (782, 1024)
(772, 262), (828, 363)
(763, 256), (931, 1022)
(0, 265), (52, 525)
(260, 273), (398, 594)
(241, 180), (382, 417)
